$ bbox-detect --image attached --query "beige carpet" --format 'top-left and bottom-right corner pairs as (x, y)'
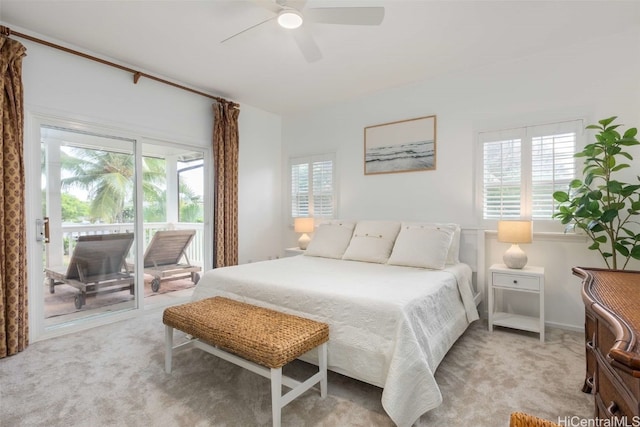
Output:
(0, 313), (592, 426)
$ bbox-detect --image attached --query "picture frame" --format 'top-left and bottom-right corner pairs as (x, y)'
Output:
(364, 115), (436, 175)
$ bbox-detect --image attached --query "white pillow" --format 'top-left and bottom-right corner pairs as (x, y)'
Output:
(304, 220), (356, 259)
(448, 225), (461, 264)
(342, 220), (401, 263)
(437, 223), (461, 264)
(401, 222), (461, 264)
(387, 224), (454, 269)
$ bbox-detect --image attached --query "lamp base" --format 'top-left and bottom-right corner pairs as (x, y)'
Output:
(298, 233), (310, 250)
(503, 244), (528, 269)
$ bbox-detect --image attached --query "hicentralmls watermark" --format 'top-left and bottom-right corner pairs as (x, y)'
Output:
(557, 416), (640, 427)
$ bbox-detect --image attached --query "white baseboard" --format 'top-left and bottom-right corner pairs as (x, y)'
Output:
(478, 312), (584, 333)
(545, 320), (584, 333)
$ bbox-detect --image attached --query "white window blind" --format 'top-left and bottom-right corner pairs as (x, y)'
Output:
(483, 137), (522, 219)
(312, 160), (333, 217)
(479, 119), (581, 221)
(291, 162), (309, 217)
(531, 132), (576, 219)
(290, 154), (335, 219)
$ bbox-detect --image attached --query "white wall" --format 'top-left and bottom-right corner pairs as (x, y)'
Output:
(18, 32), (283, 265)
(282, 28), (640, 330)
(238, 105), (283, 263)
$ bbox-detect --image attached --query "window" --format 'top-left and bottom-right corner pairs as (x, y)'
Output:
(479, 119), (583, 221)
(290, 154), (335, 219)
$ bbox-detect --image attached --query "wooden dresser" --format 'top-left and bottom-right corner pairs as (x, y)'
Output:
(573, 267), (640, 424)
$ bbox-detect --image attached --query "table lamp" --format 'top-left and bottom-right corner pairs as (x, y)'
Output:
(294, 217), (314, 250)
(497, 220), (532, 269)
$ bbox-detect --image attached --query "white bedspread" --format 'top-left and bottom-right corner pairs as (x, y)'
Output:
(192, 256), (479, 426)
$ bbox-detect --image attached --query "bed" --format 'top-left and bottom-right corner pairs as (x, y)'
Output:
(192, 220), (480, 426)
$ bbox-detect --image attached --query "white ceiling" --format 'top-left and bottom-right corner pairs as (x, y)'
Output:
(1, 0), (639, 115)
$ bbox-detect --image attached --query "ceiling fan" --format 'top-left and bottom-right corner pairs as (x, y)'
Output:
(221, 0), (385, 63)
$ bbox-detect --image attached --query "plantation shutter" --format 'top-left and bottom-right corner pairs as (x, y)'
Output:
(290, 154), (335, 219)
(530, 121), (579, 219)
(481, 129), (523, 219)
(291, 162), (309, 217)
(479, 119), (581, 221)
(312, 160), (333, 217)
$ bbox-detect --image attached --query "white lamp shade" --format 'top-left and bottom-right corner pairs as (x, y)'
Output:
(497, 220), (532, 244)
(294, 217), (314, 233)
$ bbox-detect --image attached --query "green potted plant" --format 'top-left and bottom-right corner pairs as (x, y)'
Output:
(553, 116), (640, 270)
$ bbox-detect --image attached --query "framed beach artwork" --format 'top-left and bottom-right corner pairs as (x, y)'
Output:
(364, 115), (436, 175)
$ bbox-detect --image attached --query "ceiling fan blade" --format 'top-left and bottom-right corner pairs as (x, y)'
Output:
(281, 0), (307, 11)
(292, 28), (322, 63)
(250, 0), (282, 14)
(305, 7), (385, 25)
(221, 17), (275, 43)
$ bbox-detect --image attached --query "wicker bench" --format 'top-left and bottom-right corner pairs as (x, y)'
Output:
(162, 296), (329, 427)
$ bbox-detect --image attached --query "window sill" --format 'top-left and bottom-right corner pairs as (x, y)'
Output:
(484, 230), (588, 243)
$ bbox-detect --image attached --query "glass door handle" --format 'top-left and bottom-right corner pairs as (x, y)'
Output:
(36, 217), (50, 243)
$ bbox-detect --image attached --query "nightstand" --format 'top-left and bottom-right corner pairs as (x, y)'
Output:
(488, 263), (545, 342)
(283, 247), (305, 257)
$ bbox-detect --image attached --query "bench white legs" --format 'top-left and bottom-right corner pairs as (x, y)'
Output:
(165, 325), (173, 373)
(270, 342), (327, 426)
(319, 342), (327, 398)
(164, 325), (328, 427)
(271, 367), (282, 427)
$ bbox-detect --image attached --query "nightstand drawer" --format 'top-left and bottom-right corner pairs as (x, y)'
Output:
(492, 272), (540, 291)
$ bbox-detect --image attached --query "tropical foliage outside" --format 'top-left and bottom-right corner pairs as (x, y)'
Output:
(57, 146), (204, 224)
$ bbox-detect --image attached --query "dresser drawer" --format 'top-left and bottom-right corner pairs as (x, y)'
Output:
(492, 272), (540, 291)
(575, 267), (640, 422)
(597, 361), (636, 420)
(597, 317), (618, 360)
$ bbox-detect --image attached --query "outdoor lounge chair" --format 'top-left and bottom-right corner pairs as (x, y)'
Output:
(139, 229), (201, 292)
(45, 233), (135, 309)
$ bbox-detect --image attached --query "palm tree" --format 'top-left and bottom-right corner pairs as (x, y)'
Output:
(179, 182), (203, 223)
(60, 147), (166, 223)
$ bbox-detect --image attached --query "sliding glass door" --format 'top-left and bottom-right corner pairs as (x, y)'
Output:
(39, 126), (138, 327)
(138, 141), (206, 308)
(27, 115), (210, 338)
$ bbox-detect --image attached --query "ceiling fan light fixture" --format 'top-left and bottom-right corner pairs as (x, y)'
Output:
(278, 10), (303, 29)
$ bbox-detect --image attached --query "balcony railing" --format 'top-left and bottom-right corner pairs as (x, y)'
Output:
(53, 222), (205, 268)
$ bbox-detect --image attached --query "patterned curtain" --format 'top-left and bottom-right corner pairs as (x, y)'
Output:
(212, 100), (240, 268)
(0, 34), (28, 358)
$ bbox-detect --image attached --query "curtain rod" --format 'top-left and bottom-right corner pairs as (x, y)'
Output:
(0, 25), (238, 108)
